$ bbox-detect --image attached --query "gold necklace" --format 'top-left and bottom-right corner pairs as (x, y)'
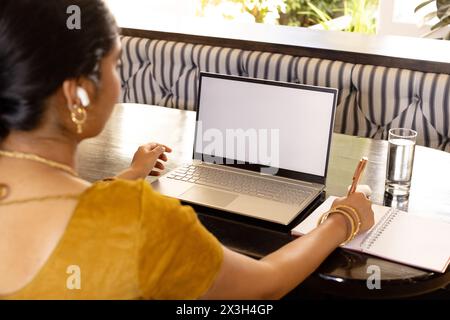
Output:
(0, 194), (81, 206)
(0, 150), (81, 205)
(0, 150), (79, 177)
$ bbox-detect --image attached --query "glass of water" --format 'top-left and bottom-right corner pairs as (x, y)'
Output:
(385, 128), (417, 196)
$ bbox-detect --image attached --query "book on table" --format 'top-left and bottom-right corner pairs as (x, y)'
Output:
(291, 196), (450, 273)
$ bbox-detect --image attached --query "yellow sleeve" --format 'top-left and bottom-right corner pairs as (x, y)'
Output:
(136, 181), (223, 300)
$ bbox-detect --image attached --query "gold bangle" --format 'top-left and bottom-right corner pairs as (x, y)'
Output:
(332, 209), (357, 245)
(317, 209), (357, 245)
(333, 205), (362, 237)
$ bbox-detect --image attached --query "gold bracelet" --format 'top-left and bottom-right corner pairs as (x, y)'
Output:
(333, 205), (362, 237)
(317, 209), (357, 245)
(331, 209), (357, 245)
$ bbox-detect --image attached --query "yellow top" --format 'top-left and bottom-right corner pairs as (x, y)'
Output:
(2, 179), (223, 300)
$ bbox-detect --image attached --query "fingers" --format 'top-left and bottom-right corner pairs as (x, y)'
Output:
(130, 143), (172, 179)
(354, 192), (368, 200)
(138, 143), (157, 152)
(346, 192), (368, 201)
(332, 192), (369, 207)
(332, 196), (346, 207)
(330, 192), (375, 234)
(154, 161), (165, 170)
(160, 144), (172, 153)
(149, 145), (166, 157)
(140, 143), (172, 152)
(138, 143), (172, 165)
(159, 153), (168, 162)
(147, 161), (165, 177)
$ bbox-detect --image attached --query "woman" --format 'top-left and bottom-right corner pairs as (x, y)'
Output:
(0, 0), (374, 299)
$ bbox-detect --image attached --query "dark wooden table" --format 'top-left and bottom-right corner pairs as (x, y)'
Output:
(77, 103), (450, 299)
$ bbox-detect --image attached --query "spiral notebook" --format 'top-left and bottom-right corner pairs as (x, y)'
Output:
(292, 197), (450, 273)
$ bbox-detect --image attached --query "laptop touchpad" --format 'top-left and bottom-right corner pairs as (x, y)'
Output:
(180, 186), (238, 207)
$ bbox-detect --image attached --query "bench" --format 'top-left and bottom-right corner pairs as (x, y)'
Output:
(118, 26), (450, 152)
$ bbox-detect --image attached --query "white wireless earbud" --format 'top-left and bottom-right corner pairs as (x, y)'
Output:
(77, 87), (90, 107)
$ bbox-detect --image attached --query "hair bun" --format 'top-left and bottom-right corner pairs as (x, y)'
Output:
(0, 95), (36, 139)
(0, 96), (18, 139)
(0, 0), (118, 141)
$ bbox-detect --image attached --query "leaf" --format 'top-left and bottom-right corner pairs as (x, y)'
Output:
(423, 11), (437, 22)
(430, 13), (450, 29)
(437, 3), (450, 11)
(437, 3), (450, 18)
(437, 0), (450, 9)
(307, 1), (331, 23)
(414, 0), (435, 13)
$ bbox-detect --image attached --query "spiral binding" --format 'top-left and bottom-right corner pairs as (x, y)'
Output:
(360, 208), (400, 250)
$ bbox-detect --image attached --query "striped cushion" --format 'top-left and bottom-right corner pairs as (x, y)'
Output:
(119, 36), (450, 152)
(243, 54), (354, 105)
(120, 36), (243, 110)
(348, 65), (450, 151)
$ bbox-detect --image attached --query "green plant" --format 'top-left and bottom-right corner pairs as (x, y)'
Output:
(343, 0), (378, 34)
(241, 0), (286, 23)
(289, 0), (378, 34)
(306, 1), (333, 29)
(415, 0), (450, 39)
(279, 0), (343, 27)
(197, 0), (379, 34)
(199, 0), (286, 23)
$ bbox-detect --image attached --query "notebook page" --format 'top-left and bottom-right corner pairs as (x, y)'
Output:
(291, 196), (450, 273)
(362, 213), (450, 273)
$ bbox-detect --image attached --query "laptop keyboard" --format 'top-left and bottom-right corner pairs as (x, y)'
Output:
(166, 165), (316, 205)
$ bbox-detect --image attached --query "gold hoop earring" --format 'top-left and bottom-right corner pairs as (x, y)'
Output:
(71, 106), (87, 134)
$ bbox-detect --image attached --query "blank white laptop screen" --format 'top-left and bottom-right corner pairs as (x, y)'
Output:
(195, 75), (336, 178)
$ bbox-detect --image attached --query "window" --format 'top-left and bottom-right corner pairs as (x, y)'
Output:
(105, 0), (449, 38)
(106, 0), (380, 35)
(106, 0), (198, 27)
(378, 0), (449, 38)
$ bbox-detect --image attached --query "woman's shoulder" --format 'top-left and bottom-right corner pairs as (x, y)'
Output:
(74, 179), (152, 219)
(76, 178), (179, 217)
(73, 178), (193, 236)
(81, 178), (176, 204)
(83, 178), (148, 196)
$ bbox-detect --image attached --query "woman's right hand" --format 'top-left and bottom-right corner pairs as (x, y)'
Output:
(203, 192), (376, 300)
(331, 192), (375, 234)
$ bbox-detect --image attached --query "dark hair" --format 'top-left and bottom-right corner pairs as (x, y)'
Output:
(0, 0), (118, 139)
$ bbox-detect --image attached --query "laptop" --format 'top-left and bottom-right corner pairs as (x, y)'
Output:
(152, 72), (338, 225)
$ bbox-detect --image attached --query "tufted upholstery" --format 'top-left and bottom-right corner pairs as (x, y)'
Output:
(119, 36), (450, 152)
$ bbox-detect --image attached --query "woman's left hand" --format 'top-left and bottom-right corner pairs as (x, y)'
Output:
(115, 142), (173, 180)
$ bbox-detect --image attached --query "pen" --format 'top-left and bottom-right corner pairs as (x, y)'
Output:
(347, 157), (368, 196)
